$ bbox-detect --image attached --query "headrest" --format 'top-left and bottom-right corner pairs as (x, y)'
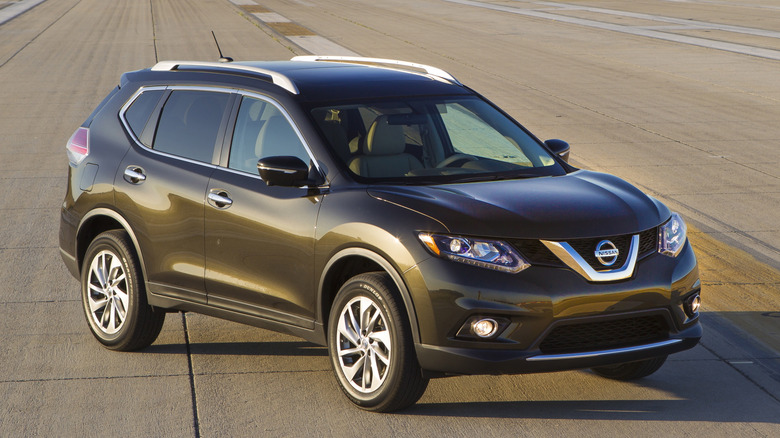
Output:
(365, 115), (405, 156)
(257, 115), (300, 158)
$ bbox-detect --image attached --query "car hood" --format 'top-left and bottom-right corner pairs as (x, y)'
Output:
(367, 170), (669, 239)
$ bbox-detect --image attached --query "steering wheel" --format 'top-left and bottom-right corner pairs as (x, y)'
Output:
(436, 154), (478, 168)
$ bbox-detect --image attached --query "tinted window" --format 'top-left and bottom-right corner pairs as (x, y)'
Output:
(154, 90), (230, 163)
(312, 96), (564, 183)
(124, 89), (163, 143)
(229, 96), (310, 174)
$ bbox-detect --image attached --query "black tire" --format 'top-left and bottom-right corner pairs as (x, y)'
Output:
(328, 272), (429, 412)
(591, 356), (668, 381)
(81, 230), (165, 351)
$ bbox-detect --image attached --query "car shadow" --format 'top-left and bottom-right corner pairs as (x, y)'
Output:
(401, 397), (780, 423)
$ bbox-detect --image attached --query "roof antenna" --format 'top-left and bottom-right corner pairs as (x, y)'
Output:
(211, 31), (233, 63)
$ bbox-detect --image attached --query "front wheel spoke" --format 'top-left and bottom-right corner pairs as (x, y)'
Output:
(362, 354), (372, 390)
(367, 352), (383, 391)
(91, 262), (106, 288)
(100, 301), (112, 328)
(338, 316), (360, 346)
(100, 254), (110, 286)
(108, 300), (118, 329)
(114, 288), (129, 316)
(347, 306), (360, 336)
(370, 343), (390, 366)
(89, 296), (109, 314)
(113, 298), (127, 322)
(88, 282), (106, 297)
(338, 347), (362, 357)
(368, 330), (391, 352)
(366, 309), (381, 334)
(359, 297), (375, 332)
(108, 257), (124, 282)
(342, 356), (365, 381)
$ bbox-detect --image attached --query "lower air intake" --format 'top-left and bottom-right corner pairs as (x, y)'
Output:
(539, 315), (669, 354)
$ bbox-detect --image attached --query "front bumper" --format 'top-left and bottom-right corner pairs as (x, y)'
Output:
(416, 322), (701, 375)
(407, 240), (702, 375)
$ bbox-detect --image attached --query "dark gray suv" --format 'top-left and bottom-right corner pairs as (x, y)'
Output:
(60, 56), (701, 412)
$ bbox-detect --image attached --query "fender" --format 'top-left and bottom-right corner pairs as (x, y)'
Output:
(318, 247), (421, 344)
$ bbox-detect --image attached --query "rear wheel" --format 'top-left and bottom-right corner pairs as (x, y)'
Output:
(328, 272), (429, 412)
(591, 356), (667, 380)
(81, 230), (165, 351)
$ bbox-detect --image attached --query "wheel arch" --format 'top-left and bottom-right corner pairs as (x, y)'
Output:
(76, 208), (147, 282)
(318, 248), (421, 344)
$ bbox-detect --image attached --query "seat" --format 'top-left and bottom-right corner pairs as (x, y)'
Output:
(256, 115), (304, 160)
(348, 115), (423, 177)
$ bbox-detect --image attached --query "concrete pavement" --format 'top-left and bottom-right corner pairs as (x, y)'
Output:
(1, 0), (778, 436)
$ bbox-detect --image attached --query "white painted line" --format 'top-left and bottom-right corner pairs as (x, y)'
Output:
(533, 1), (780, 40)
(0, 0), (47, 26)
(444, 0), (780, 62)
(253, 12), (290, 23)
(287, 35), (360, 56)
(229, 0), (256, 5)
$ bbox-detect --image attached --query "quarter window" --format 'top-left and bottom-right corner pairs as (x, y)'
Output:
(153, 90), (230, 163)
(124, 90), (164, 144)
(229, 96), (309, 174)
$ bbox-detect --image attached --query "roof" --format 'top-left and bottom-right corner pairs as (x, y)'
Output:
(147, 57), (472, 102)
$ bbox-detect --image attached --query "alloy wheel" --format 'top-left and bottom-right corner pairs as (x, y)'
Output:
(86, 249), (129, 335)
(335, 296), (392, 393)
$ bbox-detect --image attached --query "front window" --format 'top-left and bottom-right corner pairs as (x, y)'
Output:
(310, 96), (564, 183)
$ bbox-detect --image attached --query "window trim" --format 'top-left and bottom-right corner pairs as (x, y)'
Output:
(119, 86), (325, 183)
(221, 90), (325, 182)
(119, 85), (236, 168)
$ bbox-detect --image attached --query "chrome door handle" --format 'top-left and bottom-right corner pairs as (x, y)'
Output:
(123, 166), (146, 184)
(208, 190), (233, 209)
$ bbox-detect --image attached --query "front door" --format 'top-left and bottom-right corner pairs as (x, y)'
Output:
(204, 95), (323, 327)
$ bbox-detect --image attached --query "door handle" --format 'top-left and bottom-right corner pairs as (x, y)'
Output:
(208, 189), (233, 209)
(123, 166), (146, 184)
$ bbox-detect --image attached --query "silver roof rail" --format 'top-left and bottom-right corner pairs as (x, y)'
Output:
(151, 61), (299, 94)
(290, 56), (462, 85)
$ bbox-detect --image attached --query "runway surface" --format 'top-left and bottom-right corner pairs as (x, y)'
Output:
(0, 1), (778, 436)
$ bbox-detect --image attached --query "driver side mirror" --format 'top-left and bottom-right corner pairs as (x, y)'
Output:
(545, 139), (570, 163)
(257, 156), (312, 187)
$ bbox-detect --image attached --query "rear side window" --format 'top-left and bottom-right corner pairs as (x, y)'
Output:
(153, 90), (230, 163)
(124, 90), (164, 142)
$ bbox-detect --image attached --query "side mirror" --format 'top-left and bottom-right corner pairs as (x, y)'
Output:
(545, 139), (570, 163)
(257, 156), (310, 187)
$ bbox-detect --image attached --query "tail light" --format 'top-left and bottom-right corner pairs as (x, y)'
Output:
(66, 127), (89, 166)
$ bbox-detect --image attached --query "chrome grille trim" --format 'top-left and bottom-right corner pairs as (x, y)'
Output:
(541, 234), (639, 282)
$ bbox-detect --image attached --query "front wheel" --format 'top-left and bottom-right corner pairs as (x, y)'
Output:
(328, 272), (429, 412)
(81, 230), (165, 351)
(591, 356), (668, 380)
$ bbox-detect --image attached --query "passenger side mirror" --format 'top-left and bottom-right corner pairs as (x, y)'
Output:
(257, 156), (311, 187)
(545, 139), (570, 163)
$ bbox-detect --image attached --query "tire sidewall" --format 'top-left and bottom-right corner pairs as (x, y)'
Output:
(328, 275), (406, 408)
(81, 232), (139, 346)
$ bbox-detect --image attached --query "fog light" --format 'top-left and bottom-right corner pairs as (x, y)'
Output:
(472, 318), (498, 338)
(684, 293), (701, 317)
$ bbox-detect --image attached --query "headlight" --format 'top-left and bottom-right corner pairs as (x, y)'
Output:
(658, 212), (687, 257)
(418, 233), (530, 273)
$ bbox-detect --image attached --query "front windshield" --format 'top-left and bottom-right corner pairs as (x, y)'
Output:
(310, 96), (565, 183)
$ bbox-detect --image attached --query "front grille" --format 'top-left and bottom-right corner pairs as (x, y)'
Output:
(538, 315), (669, 354)
(511, 227), (658, 271)
(567, 234), (631, 271)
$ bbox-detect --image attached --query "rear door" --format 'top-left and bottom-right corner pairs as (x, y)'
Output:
(204, 94), (323, 327)
(115, 87), (233, 303)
